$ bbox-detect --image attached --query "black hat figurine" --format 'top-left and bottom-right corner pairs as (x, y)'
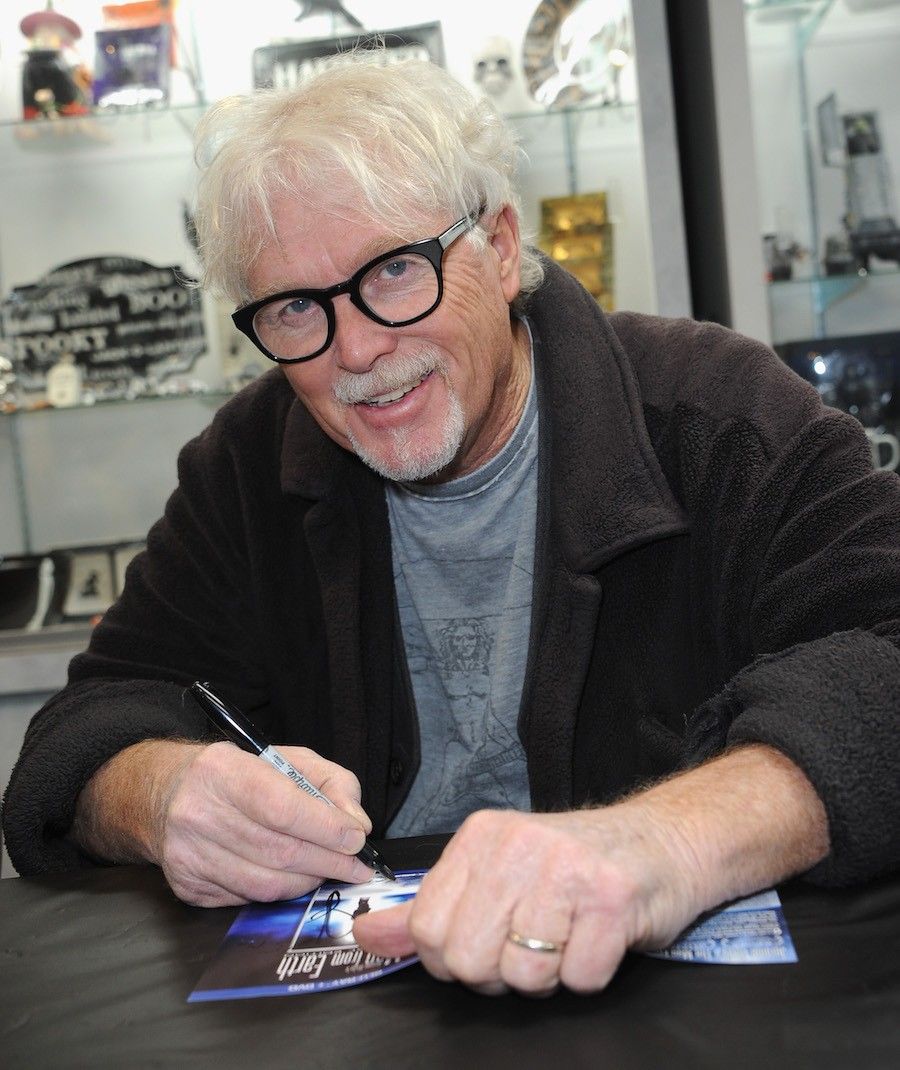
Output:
(20, 2), (91, 121)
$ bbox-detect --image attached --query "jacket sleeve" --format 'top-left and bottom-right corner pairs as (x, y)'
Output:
(1, 382), (287, 876)
(673, 337), (900, 887)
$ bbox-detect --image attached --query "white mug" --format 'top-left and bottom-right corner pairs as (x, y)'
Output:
(865, 428), (900, 471)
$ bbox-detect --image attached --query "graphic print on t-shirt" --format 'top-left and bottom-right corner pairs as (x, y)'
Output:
(400, 613), (528, 831)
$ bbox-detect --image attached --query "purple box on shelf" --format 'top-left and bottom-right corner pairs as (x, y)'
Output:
(92, 24), (170, 108)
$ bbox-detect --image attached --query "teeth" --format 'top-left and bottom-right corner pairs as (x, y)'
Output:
(368, 386), (408, 406)
(364, 373), (428, 407)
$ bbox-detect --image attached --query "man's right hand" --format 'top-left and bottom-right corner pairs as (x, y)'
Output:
(71, 739), (375, 906)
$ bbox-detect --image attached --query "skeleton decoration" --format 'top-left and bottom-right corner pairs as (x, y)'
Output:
(471, 36), (535, 113)
(473, 37), (515, 97)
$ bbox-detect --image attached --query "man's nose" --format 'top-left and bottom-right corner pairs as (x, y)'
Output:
(331, 294), (398, 371)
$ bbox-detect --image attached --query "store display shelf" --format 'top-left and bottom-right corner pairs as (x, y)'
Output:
(770, 265), (899, 296)
(744, 0), (835, 47)
(772, 264), (899, 294)
(0, 98), (638, 154)
(744, 0), (830, 10)
(0, 52), (671, 558)
(769, 266), (900, 345)
(1, 389), (233, 420)
(0, 622), (92, 657)
(505, 99), (638, 123)
(0, 102), (206, 162)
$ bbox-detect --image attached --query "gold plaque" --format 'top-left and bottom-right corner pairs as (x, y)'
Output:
(540, 192), (608, 233)
(539, 192), (613, 308)
(538, 229), (612, 262)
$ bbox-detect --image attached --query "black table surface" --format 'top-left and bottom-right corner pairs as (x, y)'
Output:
(1, 835), (898, 1070)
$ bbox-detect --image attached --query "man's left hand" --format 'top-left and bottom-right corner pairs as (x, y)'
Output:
(353, 746), (830, 995)
(353, 804), (702, 995)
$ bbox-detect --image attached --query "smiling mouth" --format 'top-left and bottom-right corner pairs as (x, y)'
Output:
(360, 372), (431, 407)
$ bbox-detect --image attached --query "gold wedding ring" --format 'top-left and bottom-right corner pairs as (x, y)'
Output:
(507, 929), (565, 953)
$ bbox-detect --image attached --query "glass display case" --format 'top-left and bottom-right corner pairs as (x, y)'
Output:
(0, 0), (688, 589)
(744, 0), (900, 472)
(744, 0), (900, 345)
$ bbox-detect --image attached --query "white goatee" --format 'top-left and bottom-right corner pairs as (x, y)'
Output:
(335, 346), (465, 482)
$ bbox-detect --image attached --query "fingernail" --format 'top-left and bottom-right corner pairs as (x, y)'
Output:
(341, 826), (366, 854)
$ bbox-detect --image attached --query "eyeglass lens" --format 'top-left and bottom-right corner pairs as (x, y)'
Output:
(252, 251), (440, 361)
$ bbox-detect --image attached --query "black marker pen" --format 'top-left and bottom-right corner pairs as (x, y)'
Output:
(189, 680), (395, 881)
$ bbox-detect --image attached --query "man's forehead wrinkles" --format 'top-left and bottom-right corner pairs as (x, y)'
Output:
(254, 228), (423, 300)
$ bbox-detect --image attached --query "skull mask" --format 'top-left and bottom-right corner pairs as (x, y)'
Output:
(473, 37), (515, 98)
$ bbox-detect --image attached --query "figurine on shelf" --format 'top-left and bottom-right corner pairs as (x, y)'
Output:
(19, 2), (92, 121)
(294, 1), (363, 30)
(471, 37), (535, 115)
(818, 94), (900, 273)
(0, 354), (17, 413)
(762, 232), (808, 283)
(45, 352), (83, 408)
(270, 0), (365, 41)
(473, 37), (515, 99)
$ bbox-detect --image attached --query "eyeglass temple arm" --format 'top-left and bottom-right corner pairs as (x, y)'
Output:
(438, 203), (487, 250)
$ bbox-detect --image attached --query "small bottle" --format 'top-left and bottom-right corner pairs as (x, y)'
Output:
(46, 352), (83, 407)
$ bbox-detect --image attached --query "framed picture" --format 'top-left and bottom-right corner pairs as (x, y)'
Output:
(48, 546), (117, 624)
(252, 22), (444, 90)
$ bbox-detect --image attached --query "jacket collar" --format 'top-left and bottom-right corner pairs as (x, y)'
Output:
(528, 259), (687, 572)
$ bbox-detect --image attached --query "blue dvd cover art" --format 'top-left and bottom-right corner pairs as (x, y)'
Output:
(189, 874), (796, 1001)
(189, 870), (425, 1001)
(644, 890), (798, 965)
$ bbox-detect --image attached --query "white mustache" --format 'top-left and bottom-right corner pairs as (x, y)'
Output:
(332, 347), (445, 405)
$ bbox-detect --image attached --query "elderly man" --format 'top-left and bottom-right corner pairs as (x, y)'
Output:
(3, 56), (899, 997)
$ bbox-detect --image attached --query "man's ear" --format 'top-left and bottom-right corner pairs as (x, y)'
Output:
(489, 204), (522, 305)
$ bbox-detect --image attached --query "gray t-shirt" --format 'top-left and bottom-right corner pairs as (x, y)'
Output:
(386, 358), (538, 836)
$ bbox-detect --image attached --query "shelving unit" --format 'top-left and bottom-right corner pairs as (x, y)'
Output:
(744, 0), (900, 345)
(0, 87), (687, 559)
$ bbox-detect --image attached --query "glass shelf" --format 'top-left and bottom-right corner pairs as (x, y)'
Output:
(0, 389), (233, 419)
(768, 265), (900, 345)
(744, 0), (835, 49)
(0, 102), (206, 163)
(0, 99), (637, 161)
(504, 100), (638, 124)
(770, 264), (899, 294)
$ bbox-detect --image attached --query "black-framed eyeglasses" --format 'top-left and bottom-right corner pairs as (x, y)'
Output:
(232, 204), (485, 364)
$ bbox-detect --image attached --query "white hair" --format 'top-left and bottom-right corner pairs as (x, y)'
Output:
(192, 53), (544, 306)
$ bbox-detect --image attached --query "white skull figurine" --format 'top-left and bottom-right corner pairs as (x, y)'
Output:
(473, 37), (515, 99)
